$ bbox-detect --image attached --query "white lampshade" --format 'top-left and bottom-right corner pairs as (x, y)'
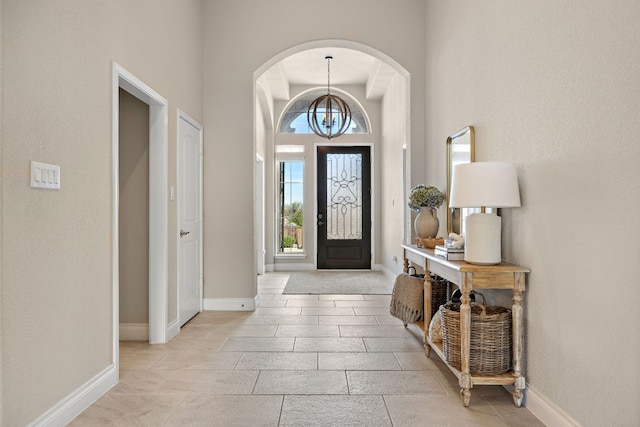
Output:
(449, 162), (521, 209)
(449, 162), (521, 265)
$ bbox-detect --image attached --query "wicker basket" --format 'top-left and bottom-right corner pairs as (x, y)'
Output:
(404, 268), (449, 320)
(430, 274), (449, 316)
(439, 293), (512, 375)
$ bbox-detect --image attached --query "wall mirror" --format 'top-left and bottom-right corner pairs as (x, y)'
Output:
(446, 126), (475, 235)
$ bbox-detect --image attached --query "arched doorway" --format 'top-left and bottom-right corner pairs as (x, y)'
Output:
(253, 40), (411, 274)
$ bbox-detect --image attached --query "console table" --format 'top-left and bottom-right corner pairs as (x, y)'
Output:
(401, 244), (530, 407)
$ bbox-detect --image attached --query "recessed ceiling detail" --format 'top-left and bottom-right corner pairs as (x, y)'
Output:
(259, 47), (397, 101)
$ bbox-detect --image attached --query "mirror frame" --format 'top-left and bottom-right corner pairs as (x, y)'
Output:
(446, 126), (475, 235)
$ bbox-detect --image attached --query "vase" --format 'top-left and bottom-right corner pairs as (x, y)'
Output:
(414, 207), (439, 238)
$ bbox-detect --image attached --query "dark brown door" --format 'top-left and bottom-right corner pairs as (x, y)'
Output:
(317, 145), (371, 269)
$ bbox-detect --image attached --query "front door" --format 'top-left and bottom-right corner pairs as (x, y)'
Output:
(178, 113), (203, 326)
(317, 145), (371, 269)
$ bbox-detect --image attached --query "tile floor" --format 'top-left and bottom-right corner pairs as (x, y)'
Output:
(70, 273), (544, 426)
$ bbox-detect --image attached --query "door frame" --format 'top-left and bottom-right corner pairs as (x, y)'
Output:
(255, 154), (266, 275)
(112, 62), (169, 364)
(314, 142), (375, 270)
(176, 109), (204, 324)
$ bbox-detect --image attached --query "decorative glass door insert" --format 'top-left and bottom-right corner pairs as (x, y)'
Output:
(326, 153), (363, 240)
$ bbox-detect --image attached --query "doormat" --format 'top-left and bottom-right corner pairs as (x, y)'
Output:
(282, 271), (394, 295)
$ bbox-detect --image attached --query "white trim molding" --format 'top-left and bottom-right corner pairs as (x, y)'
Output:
(274, 262), (315, 271)
(373, 263), (397, 281)
(524, 385), (581, 427)
(27, 365), (116, 427)
(203, 296), (259, 311)
(112, 61), (169, 349)
(167, 318), (180, 341)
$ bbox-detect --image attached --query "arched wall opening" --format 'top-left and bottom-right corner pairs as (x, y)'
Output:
(253, 39), (412, 277)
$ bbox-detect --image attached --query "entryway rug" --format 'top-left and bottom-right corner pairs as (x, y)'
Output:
(282, 271), (394, 295)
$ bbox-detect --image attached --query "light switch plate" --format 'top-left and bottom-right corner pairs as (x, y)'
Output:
(31, 161), (60, 189)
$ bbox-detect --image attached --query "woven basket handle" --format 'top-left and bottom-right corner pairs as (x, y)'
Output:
(470, 291), (487, 319)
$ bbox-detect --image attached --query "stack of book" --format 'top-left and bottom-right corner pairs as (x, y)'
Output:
(434, 245), (465, 261)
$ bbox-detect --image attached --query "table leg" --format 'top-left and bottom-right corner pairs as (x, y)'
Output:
(459, 272), (473, 407)
(460, 388), (471, 407)
(512, 272), (526, 407)
(423, 260), (432, 357)
(402, 250), (409, 273)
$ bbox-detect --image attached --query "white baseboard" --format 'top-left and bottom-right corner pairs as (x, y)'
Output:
(274, 262), (314, 271)
(166, 318), (180, 341)
(265, 263), (275, 272)
(203, 296), (258, 311)
(524, 385), (581, 427)
(27, 365), (116, 427)
(373, 263), (397, 281)
(119, 323), (149, 341)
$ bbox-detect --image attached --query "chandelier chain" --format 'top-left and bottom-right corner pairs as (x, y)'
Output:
(326, 56), (331, 96)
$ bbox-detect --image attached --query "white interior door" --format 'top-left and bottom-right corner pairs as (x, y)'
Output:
(178, 112), (203, 326)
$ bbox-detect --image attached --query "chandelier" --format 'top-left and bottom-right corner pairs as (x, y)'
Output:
(307, 56), (352, 139)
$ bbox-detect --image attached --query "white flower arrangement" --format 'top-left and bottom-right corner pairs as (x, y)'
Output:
(408, 184), (445, 211)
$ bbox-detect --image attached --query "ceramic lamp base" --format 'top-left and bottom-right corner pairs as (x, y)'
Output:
(464, 213), (502, 265)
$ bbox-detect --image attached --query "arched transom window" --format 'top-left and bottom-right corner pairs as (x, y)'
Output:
(278, 89), (370, 135)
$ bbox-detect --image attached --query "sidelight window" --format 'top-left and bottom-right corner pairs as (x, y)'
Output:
(276, 147), (304, 255)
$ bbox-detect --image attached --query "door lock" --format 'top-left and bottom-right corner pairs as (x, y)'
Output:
(180, 229), (190, 237)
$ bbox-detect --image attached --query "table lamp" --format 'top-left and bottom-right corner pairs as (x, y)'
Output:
(449, 161), (521, 265)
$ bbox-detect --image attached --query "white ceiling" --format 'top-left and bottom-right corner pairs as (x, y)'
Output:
(259, 47), (397, 101)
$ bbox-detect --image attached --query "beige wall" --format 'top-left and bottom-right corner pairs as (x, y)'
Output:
(424, 1), (640, 425)
(0, 1), (3, 421)
(118, 89), (149, 325)
(202, 0), (425, 298)
(1, 0), (202, 424)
